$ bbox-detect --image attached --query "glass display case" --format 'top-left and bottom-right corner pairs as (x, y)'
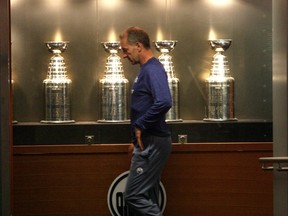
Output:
(10, 0), (272, 144)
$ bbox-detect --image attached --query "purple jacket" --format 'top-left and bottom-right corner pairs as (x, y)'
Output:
(131, 57), (172, 137)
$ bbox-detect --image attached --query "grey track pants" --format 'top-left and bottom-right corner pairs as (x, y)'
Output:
(124, 135), (172, 216)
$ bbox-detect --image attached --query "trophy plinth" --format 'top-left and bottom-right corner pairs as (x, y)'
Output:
(154, 40), (182, 122)
(41, 41), (75, 124)
(98, 41), (129, 123)
(204, 39), (237, 121)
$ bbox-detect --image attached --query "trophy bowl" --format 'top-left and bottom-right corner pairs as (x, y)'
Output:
(102, 41), (121, 53)
(154, 40), (177, 53)
(46, 41), (69, 54)
(209, 39), (232, 52)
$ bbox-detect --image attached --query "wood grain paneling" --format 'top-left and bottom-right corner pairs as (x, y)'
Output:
(13, 143), (273, 216)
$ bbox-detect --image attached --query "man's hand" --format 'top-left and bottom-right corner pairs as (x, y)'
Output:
(135, 127), (144, 150)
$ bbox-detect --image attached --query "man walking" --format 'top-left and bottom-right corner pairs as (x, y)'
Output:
(119, 26), (172, 216)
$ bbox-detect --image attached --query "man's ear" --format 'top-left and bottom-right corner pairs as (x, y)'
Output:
(135, 42), (142, 52)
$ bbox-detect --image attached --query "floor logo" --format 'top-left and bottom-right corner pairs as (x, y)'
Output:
(107, 171), (167, 216)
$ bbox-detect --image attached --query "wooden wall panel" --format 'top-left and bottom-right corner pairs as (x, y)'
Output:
(13, 143), (273, 216)
(162, 151), (273, 215)
(13, 150), (131, 215)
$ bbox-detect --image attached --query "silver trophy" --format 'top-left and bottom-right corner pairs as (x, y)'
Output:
(98, 41), (129, 122)
(204, 39), (237, 121)
(154, 40), (181, 122)
(41, 41), (75, 123)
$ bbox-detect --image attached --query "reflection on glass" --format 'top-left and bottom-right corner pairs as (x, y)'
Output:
(206, 0), (233, 7)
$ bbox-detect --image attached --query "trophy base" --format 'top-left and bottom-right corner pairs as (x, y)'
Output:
(166, 119), (183, 122)
(40, 120), (75, 124)
(203, 118), (238, 122)
(97, 119), (130, 123)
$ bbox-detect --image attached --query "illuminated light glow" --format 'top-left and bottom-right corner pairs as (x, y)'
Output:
(152, 0), (164, 8)
(101, 0), (122, 10)
(44, 0), (66, 9)
(207, 0), (233, 7)
(208, 28), (217, 40)
(108, 28), (117, 42)
(156, 28), (164, 41)
(200, 70), (211, 81)
(54, 30), (63, 42)
(11, 0), (20, 7)
(152, 0), (178, 10)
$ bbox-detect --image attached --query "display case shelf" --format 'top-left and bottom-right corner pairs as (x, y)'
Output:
(13, 120), (272, 145)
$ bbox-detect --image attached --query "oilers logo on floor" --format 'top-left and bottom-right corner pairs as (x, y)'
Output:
(107, 171), (167, 216)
